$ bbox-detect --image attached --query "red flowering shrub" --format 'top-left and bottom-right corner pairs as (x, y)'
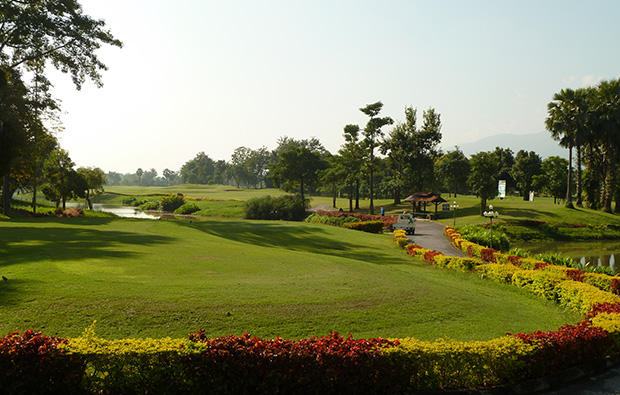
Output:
(511, 322), (612, 376)
(565, 269), (586, 282)
(588, 302), (620, 318)
(612, 279), (620, 296)
(480, 248), (498, 262)
(534, 261), (551, 270)
(315, 210), (397, 230)
(507, 255), (522, 266)
(423, 250), (443, 265)
(57, 208), (84, 218)
(0, 330), (85, 394)
(185, 331), (401, 394)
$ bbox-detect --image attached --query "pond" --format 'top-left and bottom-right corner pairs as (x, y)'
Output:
(66, 203), (159, 219)
(513, 240), (620, 275)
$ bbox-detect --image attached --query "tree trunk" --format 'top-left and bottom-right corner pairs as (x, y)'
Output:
(348, 184), (353, 212)
(480, 198), (487, 216)
(355, 180), (360, 210)
(1, 176), (10, 215)
(576, 145), (583, 207)
(565, 144), (574, 208)
(86, 190), (93, 210)
(369, 155), (375, 215)
(393, 185), (400, 205)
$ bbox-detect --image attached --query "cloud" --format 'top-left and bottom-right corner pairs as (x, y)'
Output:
(581, 75), (603, 87)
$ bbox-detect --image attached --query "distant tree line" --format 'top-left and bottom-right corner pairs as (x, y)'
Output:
(109, 100), (584, 216)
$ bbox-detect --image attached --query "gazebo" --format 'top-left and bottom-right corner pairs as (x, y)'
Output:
(403, 192), (447, 219)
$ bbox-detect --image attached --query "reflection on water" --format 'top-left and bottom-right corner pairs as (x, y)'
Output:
(514, 240), (620, 275)
(66, 203), (159, 219)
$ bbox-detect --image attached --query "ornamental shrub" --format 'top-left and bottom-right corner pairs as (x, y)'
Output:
(342, 220), (385, 233)
(305, 213), (359, 226)
(0, 330), (85, 395)
(512, 322), (612, 376)
(244, 194), (309, 221)
(556, 281), (620, 315)
(591, 313), (620, 352)
(140, 201), (159, 211)
(174, 203), (200, 215)
(384, 336), (537, 390)
(475, 263), (522, 284)
(160, 194), (185, 212)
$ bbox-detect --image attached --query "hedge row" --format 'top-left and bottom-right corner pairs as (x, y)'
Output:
(394, 229), (620, 383)
(312, 210), (397, 230)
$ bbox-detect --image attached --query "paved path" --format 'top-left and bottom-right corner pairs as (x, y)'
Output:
(407, 220), (468, 258)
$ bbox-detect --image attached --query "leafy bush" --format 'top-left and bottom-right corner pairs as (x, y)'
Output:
(305, 213), (359, 226)
(0, 330), (85, 395)
(160, 194), (185, 212)
(457, 224), (510, 251)
(244, 194), (309, 221)
(314, 210), (397, 230)
(341, 220), (385, 233)
(512, 322), (612, 377)
(140, 201), (159, 211)
(174, 203), (200, 215)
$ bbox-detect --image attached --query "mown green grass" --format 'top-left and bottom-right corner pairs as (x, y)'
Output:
(0, 217), (579, 340)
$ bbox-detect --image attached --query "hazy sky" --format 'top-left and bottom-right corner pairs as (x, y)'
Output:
(49, 0), (620, 174)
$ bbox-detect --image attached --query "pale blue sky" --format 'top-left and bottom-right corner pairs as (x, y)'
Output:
(50, 0), (620, 174)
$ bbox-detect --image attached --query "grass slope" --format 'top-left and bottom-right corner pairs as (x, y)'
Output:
(0, 217), (578, 340)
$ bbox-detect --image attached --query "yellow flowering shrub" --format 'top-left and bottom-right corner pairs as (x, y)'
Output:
(592, 312), (620, 350)
(583, 272), (613, 292)
(556, 281), (620, 315)
(384, 336), (538, 389)
(475, 263), (522, 284)
(511, 270), (567, 301)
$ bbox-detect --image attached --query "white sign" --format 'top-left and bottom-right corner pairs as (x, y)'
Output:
(498, 180), (506, 198)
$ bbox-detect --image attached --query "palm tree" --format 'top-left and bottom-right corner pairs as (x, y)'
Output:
(545, 88), (582, 208)
(592, 79), (620, 212)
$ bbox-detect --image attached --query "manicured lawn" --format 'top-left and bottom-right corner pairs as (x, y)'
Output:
(0, 216), (579, 340)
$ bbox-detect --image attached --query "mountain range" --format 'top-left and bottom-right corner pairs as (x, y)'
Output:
(444, 132), (568, 159)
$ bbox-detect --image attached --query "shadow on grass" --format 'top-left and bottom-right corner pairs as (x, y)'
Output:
(186, 220), (410, 266)
(0, 221), (175, 267)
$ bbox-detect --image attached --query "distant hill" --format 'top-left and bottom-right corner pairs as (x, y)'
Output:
(444, 132), (568, 159)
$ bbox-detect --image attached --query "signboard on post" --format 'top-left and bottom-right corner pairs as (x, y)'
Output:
(498, 180), (506, 199)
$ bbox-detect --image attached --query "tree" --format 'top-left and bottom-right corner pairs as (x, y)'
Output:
(435, 147), (470, 197)
(0, 1), (121, 214)
(468, 151), (500, 215)
(381, 107), (416, 204)
(41, 148), (77, 209)
(319, 154), (346, 209)
(410, 107), (442, 191)
(545, 88), (588, 208)
(360, 101), (393, 214)
(180, 152), (215, 184)
(338, 124), (364, 211)
(532, 156), (568, 204)
(269, 146), (327, 202)
(511, 150), (543, 200)
(76, 167), (105, 209)
(492, 147), (515, 192)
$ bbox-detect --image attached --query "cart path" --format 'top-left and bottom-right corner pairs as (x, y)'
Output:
(407, 220), (468, 258)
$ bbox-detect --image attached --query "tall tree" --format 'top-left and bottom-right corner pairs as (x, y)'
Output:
(545, 88), (586, 208)
(76, 167), (105, 209)
(269, 146), (327, 202)
(435, 147), (470, 197)
(41, 148), (76, 209)
(492, 147), (515, 192)
(360, 101), (393, 215)
(338, 124), (364, 211)
(410, 107), (442, 191)
(381, 107), (416, 204)
(180, 152), (215, 184)
(511, 150), (543, 201)
(532, 156), (569, 204)
(0, 0), (121, 214)
(468, 151), (500, 215)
